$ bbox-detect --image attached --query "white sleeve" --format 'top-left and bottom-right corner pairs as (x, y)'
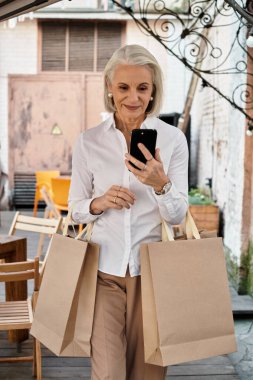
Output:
(153, 130), (189, 225)
(68, 135), (100, 224)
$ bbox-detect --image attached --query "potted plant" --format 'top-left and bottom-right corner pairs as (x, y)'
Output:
(188, 188), (219, 232)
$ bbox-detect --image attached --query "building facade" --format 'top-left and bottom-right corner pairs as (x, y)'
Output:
(1, 0), (253, 278)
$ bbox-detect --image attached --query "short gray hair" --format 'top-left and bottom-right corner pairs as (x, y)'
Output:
(104, 44), (163, 116)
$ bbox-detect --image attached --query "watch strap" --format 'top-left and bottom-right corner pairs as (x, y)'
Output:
(155, 180), (172, 195)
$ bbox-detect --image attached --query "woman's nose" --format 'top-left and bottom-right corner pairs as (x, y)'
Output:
(128, 90), (139, 102)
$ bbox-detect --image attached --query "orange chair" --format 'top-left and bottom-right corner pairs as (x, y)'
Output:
(33, 171), (60, 216)
(50, 177), (71, 214)
(41, 185), (83, 234)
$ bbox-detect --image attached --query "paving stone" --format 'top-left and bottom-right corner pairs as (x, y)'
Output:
(229, 319), (253, 380)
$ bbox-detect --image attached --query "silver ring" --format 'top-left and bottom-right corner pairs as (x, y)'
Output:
(113, 196), (117, 204)
(143, 164), (147, 171)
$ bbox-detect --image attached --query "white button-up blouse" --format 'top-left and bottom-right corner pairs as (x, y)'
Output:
(69, 114), (189, 277)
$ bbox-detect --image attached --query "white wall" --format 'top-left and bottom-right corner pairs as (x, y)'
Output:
(45, 0), (98, 10)
(0, 19), (38, 174)
(191, 12), (247, 261)
(0, 15), (190, 209)
(0, 17), (190, 175)
(126, 19), (191, 115)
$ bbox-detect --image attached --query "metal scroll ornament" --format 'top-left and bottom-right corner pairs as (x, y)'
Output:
(112, 0), (253, 126)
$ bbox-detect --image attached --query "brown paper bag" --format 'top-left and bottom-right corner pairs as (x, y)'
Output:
(140, 211), (236, 366)
(174, 211), (218, 240)
(31, 219), (99, 357)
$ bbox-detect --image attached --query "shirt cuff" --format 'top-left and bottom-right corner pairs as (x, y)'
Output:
(152, 182), (188, 223)
(70, 198), (102, 224)
(152, 181), (175, 200)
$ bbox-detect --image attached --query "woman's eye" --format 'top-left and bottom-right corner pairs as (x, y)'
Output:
(139, 87), (148, 91)
(119, 86), (128, 90)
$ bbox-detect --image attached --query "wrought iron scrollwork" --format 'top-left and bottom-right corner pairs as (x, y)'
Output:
(112, 0), (253, 125)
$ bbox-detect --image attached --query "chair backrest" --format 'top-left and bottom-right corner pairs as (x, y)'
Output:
(0, 257), (40, 292)
(35, 170), (60, 194)
(51, 177), (71, 206)
(9, 212), (62, 235)
(35, 171), (60, 186)
(8, 212), (62, 257)
(40, 186), (61, 219)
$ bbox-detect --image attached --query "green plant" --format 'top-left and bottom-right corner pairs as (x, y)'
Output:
(224, 247), (239, 291)
(238, 242), (253, 296)
(188, 187), (214, 205)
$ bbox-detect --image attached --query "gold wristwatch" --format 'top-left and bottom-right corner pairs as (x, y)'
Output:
(155, 180), (172, 195)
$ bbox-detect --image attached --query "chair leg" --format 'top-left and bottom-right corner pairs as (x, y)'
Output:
(36, 339), (42, 380)
(33, 191), (39, 216)
(37, 233), (45, 259)
(33, 337), (37, 376)
(43, 207), (50, 219)
(33, 337), (42, 379)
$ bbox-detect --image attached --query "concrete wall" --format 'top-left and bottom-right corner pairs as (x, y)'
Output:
(191, 12), (247, 261)
(0, 19), (38, 174)
(126, 20), (191, 115)
(0, 16), (190, 174)
(47, 0), (98, 9)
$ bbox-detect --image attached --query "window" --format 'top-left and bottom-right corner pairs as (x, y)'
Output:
(41, 21), (123, 72)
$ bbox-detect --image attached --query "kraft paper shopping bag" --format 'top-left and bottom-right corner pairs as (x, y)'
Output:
(31, 217), (99, 357)
(141, 211), (236, 366)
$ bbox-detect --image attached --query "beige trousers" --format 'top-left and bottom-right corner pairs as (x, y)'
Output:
(91, 270), (167, 380)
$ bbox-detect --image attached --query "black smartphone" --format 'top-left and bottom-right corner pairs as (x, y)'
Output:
(130, 129), (157, 169)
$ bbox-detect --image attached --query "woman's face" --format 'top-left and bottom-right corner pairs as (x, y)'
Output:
(108, 64), (153, 125)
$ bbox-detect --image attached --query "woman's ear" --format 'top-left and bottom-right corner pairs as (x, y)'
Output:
(106, 79), (112, 93)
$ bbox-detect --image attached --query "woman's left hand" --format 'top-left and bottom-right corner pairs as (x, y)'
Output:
(125, 143), (169, 193)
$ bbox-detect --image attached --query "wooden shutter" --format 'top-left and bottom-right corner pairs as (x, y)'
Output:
(97, 23), (122, 71)
(41, 22), (66, 71)
(69, 23), (95, 71)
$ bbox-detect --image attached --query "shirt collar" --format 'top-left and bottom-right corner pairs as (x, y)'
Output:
(142, 115), (157, 129)
(104, 113), (115, 131)
(104, 113), (157, 132)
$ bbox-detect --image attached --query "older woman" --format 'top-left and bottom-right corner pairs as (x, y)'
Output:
(69, 44), (188, 380)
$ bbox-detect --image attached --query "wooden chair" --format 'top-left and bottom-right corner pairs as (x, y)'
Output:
(0, 257), (42, 379)
(40, 186), (83, 234)
(50, 177), (70, 214)
(8, 212), (62, 259)
(33, 171), (60, 216)
(40, 186), (61, 220)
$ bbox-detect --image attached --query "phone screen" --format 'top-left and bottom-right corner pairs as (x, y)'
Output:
(129, 129), (157, 168)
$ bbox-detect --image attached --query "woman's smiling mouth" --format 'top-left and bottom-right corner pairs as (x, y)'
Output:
(124, 105), (140, 111)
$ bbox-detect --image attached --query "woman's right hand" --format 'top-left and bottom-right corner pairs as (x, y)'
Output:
(89, 185), (136, 215)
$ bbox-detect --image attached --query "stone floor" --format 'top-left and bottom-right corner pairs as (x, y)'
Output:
(228, 286), (253, 379)
(229, 319), (253, 380)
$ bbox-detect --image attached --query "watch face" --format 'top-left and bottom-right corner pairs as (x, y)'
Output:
(155, 181), (172, 195)
(163, 181), (172, 194)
